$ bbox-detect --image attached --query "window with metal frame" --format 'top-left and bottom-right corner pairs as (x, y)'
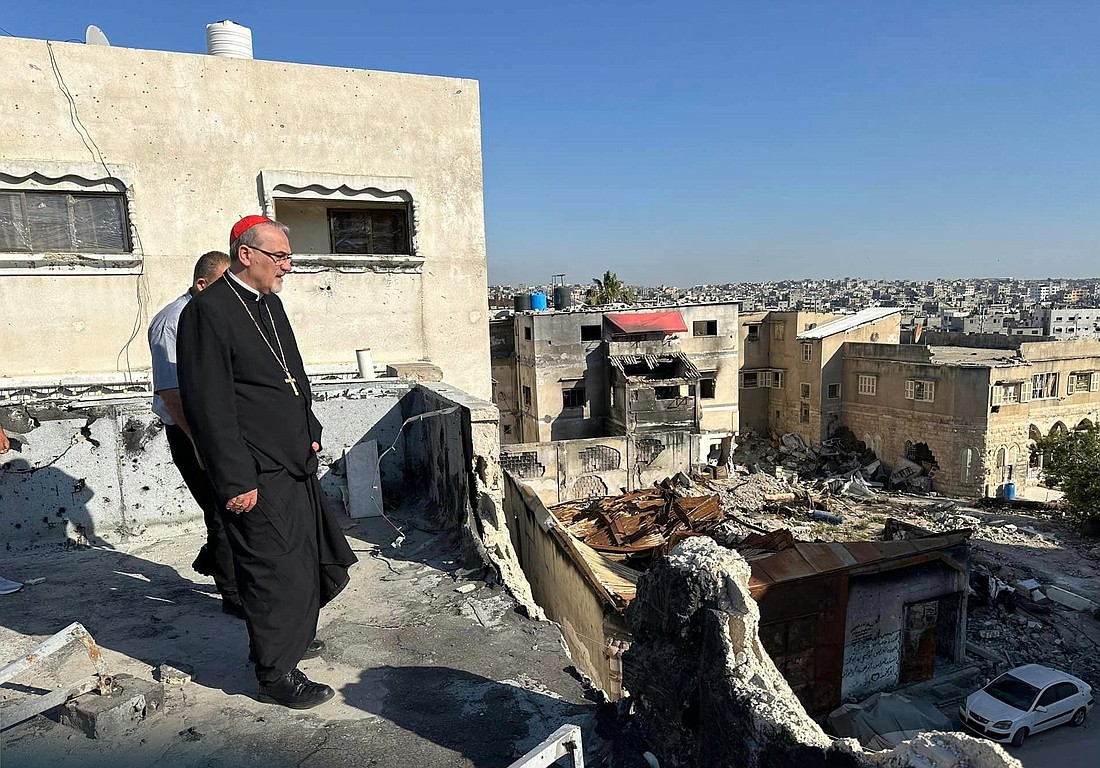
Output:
(0, 191), (129, 253)
(857, 375), (877, 396)
(562, 384), (586, 409)
(692, 320), (718, 337)
(799, 403), (810, 423)
(827, 382), (840, 399)
(801, 342), (812, 363)
(800, 382), (811, 399)
(328, 204), (410, 255)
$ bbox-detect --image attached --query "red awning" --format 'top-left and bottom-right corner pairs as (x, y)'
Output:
(605, 311), (688, 335)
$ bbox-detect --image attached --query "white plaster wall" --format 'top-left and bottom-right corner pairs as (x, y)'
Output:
(0, 37), (490, 399)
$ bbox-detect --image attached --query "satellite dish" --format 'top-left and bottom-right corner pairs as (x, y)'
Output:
(85, 25), (111, 46)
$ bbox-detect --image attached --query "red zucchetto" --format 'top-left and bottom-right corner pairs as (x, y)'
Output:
(230, 215), (275, 246)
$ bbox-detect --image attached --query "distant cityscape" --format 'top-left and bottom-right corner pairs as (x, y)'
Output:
(490, 277), (1100, 339)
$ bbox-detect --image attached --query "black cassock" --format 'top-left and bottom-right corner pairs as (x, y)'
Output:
(177, 274), (357, 683)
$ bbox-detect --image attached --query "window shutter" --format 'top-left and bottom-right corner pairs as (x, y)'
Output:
(1021, 379), (1032, 401)
(905, 380), (915, 400)
(992, 386), (1003, 406)
(926, 382), (935, 402)
(1092, 372), (1099, 392)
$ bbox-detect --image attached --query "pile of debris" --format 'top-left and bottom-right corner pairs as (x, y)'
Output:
(551, 482), (725, 568)
(729, 428), (939, 498)
(966, 566), (1100, 691)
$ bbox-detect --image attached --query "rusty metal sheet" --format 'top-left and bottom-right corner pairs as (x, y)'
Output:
(751, 549), (818, 584)
(843, 540), (893, 564)
(794, 544), (850, 574)
(825, 542), (859, 567)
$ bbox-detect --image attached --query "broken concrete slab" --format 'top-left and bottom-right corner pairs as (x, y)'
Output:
(620, 538), (1020, 768)
(1045, 585), (1099, 612)
(59, 674), (164, 739)
(385, 361), (443, 383)
(155, 663), (193, 686)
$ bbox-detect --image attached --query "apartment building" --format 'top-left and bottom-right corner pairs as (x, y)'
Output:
(491, 302), (740, 462)
(738, 308), (903, 442)
(1037, 307), (1100, 340)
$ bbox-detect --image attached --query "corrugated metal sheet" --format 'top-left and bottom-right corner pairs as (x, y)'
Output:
(749, 533), (968, 591)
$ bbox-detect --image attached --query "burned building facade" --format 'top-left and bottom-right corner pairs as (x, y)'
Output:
(492, 302), (741, 465)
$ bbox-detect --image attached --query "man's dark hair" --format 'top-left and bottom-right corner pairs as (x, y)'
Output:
(193, 250), (230, 284)
(230, 220), (290, 263)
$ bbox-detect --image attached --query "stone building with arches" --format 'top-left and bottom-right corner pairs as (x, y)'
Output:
(842, 337), (1100, 498)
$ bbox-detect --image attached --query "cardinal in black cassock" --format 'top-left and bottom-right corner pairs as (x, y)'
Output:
(177, 215), (357, 709)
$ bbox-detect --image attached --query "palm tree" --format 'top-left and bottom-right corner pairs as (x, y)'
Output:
(585, 271), (635, 306)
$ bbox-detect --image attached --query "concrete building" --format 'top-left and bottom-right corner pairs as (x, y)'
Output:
(738, 308), (903, 443)
(0, 34), (490, 399)
(1037, 307), (1100, 341)
(491, 302), (741, 463)
(0, 33), (534, 598)
(842, 336), (1100, 497)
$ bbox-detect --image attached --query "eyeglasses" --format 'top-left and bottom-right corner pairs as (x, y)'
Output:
(247, 245), (293, 265)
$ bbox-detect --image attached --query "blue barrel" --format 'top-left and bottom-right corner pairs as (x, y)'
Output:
(514, 293), (533, 311)
(1004, 482), (1016, 501)
(531, 292), (548, 310)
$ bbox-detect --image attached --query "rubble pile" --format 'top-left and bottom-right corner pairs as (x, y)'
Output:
(935, 512), (1062, 548)
(551, 483), (725, 567)
(617, 538), (1021, 768)
(965, 567), (1100, 690)
(728, 428), (939, 498)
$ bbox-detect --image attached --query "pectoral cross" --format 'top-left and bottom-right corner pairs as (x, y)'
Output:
(285, 374), (300, 397)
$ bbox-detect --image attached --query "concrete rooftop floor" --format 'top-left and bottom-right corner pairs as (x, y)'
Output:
(0, 515), (598, 768)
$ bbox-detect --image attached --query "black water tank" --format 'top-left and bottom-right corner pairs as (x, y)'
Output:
(553, 286), (571, 309)
(514, 293), (533, 311)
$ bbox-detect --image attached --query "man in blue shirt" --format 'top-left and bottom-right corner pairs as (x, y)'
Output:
(148, 251), (242, 617)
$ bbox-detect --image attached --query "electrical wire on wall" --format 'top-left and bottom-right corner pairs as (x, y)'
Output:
(45, 39), (149, 383)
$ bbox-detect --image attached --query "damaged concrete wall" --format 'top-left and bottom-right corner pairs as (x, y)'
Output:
(501, 433), (691, 507)
(407, 382), (539, 616)
(620, 537), (1021, 768)
(503, 473), (628, 693)
(841, 558), (968, 700)
(0, 383), (409, 551)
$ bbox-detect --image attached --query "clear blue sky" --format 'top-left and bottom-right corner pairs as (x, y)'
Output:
(5, 2), (1099, 285)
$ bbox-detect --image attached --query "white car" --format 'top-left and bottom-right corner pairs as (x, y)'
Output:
(959, 664), (1094, 747)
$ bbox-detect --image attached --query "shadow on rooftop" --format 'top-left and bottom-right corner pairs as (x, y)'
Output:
(342, 665), (590, 768)
(1, 461), (255, 701)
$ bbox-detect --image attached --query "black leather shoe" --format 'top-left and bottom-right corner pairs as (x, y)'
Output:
(222, 596), (246, 620)
(301, 639), (326, 660)
(257, 669), (334, 709)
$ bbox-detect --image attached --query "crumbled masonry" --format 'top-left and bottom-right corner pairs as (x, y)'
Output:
(620, 537), (1022, 768)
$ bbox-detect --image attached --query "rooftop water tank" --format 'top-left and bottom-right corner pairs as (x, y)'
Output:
(514, 293), (533, 312)
(531, 292), (548, 311)
(206, 20), (254, 59)
(553, 286), (572, 310)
